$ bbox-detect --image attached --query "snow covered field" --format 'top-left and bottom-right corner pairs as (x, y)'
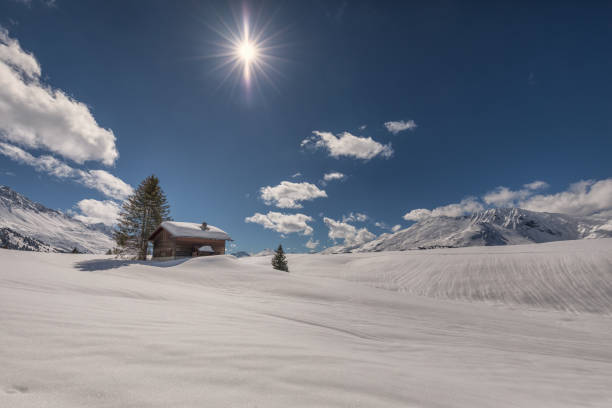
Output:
(2, 239), (612, 407)
(247, 239), (612, 314)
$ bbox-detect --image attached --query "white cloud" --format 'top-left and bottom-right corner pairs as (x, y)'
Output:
(291, 172), (302, 178)
(301, 131), (393, 160)
(403, 197), (484, 221)
(323, 217), (375, 246)
(72, 199), (121, 226)
(245, 211), (313, 235)
(0, 142), (132, 200)
(0, 28), (118, 165)
(384, 120), (417, 134)
(483, 186), (531, 207)
(403, 178), (612, 222)
(259, 181), (327, 209)
(523, 180), (549, 190)
(520, 179), (612, 217)
(79, 170), (133, 200)
(374, 221), (402, 232)
(402, 209), (432, 222)
(305, 238), (319, 249)
(0, 27), (40, 78)
(358, 124), (367, 130)
(323, 172), (345, 182)
(342, 212), (368, 223)
(483, 181), (549, 207)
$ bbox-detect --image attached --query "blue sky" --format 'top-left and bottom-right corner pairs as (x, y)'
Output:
(0, 0), (611, 253)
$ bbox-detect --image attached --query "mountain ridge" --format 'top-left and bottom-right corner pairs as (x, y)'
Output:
(0, 185), (114, 253)
(323, 208), (612, 254)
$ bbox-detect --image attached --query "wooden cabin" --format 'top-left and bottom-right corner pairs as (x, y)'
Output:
(148, 221), (231, 260)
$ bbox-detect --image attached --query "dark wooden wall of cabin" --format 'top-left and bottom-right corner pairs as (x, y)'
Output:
(152, 229), (174, 258)
(174, 238), (226, 257)
(151, 229), (226, 258)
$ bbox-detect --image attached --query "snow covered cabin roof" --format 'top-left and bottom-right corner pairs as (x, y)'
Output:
(149, 221), (231, 241)
(198, 245), (214, 252)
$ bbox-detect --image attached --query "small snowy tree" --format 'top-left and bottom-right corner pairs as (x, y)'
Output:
(271, 244), (289, 272)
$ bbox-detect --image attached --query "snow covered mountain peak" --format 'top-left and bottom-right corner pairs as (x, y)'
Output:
(0, 185), (114, 253)
(324, 207), (612, 253)
(0, 185), (59, 215)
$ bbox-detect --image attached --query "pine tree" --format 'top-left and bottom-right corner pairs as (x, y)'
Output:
(114, 175), (171, 260)
(271, 244), (289, 272)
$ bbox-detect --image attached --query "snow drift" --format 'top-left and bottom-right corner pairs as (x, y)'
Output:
(1, 239), (612, 407)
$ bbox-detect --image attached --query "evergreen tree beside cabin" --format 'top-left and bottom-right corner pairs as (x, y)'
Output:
(114, 175), (171, 260)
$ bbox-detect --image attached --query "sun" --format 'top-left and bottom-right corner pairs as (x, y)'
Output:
(207, 7), (282, 91)
(238, 41), (257, 63)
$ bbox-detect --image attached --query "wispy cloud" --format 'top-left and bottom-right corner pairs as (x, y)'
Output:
(523, 180), (549, 191)
(305, 238), (319, 249)
(0, 28), (118, 165)
(291, 172), (302, 178)
(0, 142), (132, 200)
(301, 131), (393, 160)
(259, 181), (327, 209)
(342, 212), (367, 223)
(323, 171), (345, 182)
(245, 211), (314, 235)
(384, 119), (417, 134)
(323, 217), (375, 246)
(374, 221), (402, 232)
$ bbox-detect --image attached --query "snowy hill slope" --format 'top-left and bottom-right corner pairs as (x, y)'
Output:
(247, 239), (612, 313)
(1, 241), (612, 407)
(0, 186), (114, 253)
(245, 238), (612, 314)
(324, 208), (612, 253)
(252, 248), (274, 257)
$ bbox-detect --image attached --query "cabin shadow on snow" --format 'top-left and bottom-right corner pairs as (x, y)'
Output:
(73, 258), (190, 272)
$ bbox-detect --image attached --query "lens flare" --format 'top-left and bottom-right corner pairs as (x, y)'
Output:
(207, 7), (282, 93)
